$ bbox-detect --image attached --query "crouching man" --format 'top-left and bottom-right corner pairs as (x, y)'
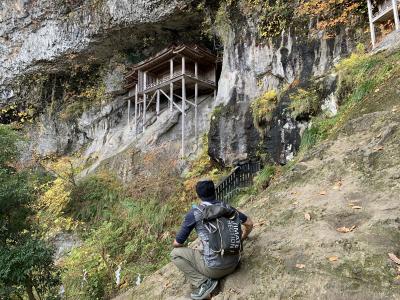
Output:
(171, 179), (253, 300)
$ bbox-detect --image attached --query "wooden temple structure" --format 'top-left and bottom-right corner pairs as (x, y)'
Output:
(124, 44), (217, 157)
(367, 0), (400, 47)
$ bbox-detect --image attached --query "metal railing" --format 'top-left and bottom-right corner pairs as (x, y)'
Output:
(215, 161), (261, 202)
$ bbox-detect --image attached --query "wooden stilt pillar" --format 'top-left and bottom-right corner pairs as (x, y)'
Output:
(143, 72), (147, 132)
(134, 84), (138, 133)
(143, 93), (147, 132)
(156, 89), (160, 116)
(393, 0), (400, 31)
(181, 76), (186, 158)
(127, 91), (131, 125)
(170, 59), (174, 111)
(214, 63), (217, 101)
(181, 55), (186, 158)
(195, 82), (198, 148)
(367, 0), (376, 47)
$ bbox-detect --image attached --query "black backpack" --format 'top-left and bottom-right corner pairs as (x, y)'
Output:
(199, 203), (242, 256)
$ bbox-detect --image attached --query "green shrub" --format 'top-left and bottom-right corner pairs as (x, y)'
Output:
(69, 172), (124, 223)
(289, 88), (320, 119)
(0, 125), (60, 300)
(254, 165), (276, 191)
(251, 90), (278, 133)
(299, 116), (338, 153)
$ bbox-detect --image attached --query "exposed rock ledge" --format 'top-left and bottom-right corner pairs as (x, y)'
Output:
(0, 0), (200, 87)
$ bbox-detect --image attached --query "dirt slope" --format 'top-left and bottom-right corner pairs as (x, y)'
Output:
(114, 67), (400, 300)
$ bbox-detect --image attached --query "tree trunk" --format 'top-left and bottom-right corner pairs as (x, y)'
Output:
(25, 280), (36, 300)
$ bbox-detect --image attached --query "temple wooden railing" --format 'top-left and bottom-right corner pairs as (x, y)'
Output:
(373, 0), (400, 21)
(144, 71), (215, 90)
(215, 161), (261, 202)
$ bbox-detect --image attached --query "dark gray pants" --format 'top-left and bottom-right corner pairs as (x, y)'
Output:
(171, 248), (237, 288)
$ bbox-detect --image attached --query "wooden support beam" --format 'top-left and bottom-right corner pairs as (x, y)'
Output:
(214, 63), (217, 101)
(127, 90), (131, 125)
(170, 58), (174, 79)
(156, 89), (160, 116)
(134, 84), (138, 133)
(181, 76), (186, 158)
(170, 83), (173, 112)
(170, 58), (174, 112)
(195, 82), (198, 148)
(173, 93), (195, 106)
(393, 0), (400, 30)
(144, 71), (147, 93)
(367, 0), (376, 47)
(143, 93), (147, 132)
(160, 89), (182, 112)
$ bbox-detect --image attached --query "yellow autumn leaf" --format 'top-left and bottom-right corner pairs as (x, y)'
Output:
(328, 256), (339, 262)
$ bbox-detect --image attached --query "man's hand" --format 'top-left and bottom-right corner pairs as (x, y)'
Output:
(241, 217), (254, 240)
(172, 239), (184, 248)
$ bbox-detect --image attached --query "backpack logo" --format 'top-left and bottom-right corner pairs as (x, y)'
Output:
(199, 203), (242, 256)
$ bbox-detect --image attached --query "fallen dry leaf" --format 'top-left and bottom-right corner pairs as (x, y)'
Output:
(228, 288), (240, 294)
(254, 220), (266, 227)
(332, 180), (343, 190)
(160, 231), (171, 240)
(373, 146), (384, 151)
(296, 264), (306, 269)
(319, 191), (327, 195)
(336, 225), (356, 233)
(292, 201), (299, 206)
(328, 256), (339, 262)
(304, 213), (311, 221)
(388, 253), (400, 265)
(352, 206), (362, 210)
(163, 281), (172, 288)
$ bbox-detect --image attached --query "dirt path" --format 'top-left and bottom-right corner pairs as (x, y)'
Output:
(114, 109), (400, 299)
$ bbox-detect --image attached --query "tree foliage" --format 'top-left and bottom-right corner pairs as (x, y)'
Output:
(245, 0), (296, 38)
(297, 0), (368, 35)
(0, 125), (60, 300)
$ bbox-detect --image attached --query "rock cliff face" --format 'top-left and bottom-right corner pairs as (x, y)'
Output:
(0, 0), (360, 172)
(0, 0), (214, 178)
(0, 0), (200, 86)
(1, 0), (360, 172)
(211, 24), (355, 165)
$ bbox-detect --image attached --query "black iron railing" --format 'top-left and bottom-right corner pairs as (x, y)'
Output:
(215, 161), (261, 202)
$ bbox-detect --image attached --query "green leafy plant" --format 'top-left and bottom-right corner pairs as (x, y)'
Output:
(289, 88), (320, 119)
(245, 0), (296, 38)
(0, 125), (60, 300)
(251, 90), (278, 133)
(254, 165), (276, 191)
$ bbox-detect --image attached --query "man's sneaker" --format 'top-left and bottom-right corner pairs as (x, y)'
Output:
(190, 278), (218, 300)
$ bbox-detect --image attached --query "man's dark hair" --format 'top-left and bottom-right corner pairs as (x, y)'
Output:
(196, 180), (217, 202)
